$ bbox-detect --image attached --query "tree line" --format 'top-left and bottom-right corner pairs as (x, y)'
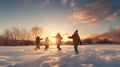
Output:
(0, 26), (43, 46)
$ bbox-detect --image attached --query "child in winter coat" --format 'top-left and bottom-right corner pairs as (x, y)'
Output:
(44, 37), (50, 50)
(35, 36), (43, 50)
(55, 32), (63, 51)
(68, 30), (82, 54)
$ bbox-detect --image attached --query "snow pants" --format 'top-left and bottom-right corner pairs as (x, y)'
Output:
(74, 45), (78, 54)
(57, 45), (61, 51)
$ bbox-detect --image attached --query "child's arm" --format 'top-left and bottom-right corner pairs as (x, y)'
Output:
(40, 38), (43, 40)
(68, 35), (73, 39)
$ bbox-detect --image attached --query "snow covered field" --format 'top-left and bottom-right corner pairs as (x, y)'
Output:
(0, 45), (120, 67)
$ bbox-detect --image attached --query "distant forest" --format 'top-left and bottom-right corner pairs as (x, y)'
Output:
(0, 26), (43, 46)
(0, 26), (120, 46)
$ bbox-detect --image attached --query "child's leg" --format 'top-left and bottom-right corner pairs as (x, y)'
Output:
(37, 44), (40, 49)
(45, 45), (47, 50)
(74, 45), (78, 54)
(47, 45), (49, 49)
(38, 45), (40, 49)
(57, 45), (61, 51)
(35, 45), (37, 50)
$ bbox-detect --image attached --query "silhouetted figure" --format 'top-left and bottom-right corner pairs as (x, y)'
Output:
(35, 36), (43, 50)
(68, 30), (82, 55)
(44, 37), (50, 50)
(55, 33), (63, 51)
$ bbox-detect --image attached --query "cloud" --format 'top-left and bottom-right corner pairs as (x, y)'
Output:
(106, 13), (119, 21)
(61, 0), (68, 4)
(61, 0), (76, 8)
(70, 0), (76, 8)
(71, 0), (120, 25)
(85, 22), (104, 28)
(88, 26), (120, 43)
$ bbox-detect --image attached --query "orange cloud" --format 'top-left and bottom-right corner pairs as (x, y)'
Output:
(71, 0), (120, 26)
(106, 13), (119, 21)
(61, 0), (68, 4)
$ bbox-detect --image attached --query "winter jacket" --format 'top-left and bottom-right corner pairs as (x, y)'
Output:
(55, 33), (63, 45)
(36, 36), (43, 44)
(68, 32), (82, 45)
(45, 37), (50, 45)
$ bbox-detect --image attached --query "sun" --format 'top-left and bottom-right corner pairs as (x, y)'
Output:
(50, 38), (56, 43)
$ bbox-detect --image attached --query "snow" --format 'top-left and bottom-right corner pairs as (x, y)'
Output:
(0, 45), (120, 67)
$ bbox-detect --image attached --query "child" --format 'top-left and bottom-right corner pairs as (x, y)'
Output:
(44, 37), (50, 50)
(55, 32), (63, 51)
(35, 36), (43, 50)
(68, 30), (82, 54)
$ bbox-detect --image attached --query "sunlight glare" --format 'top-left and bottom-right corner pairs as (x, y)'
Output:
(50, 38), (56, 43)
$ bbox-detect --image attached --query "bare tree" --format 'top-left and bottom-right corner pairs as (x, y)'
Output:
(20, 28), (32, 45)
(31, 26), (43, 40)
(0, 26), (44, 46)
(11, 27), (21, 45)
(0, 36), (4, 46)
(20, 28), (27, 45)
(3, 29), (13, 46)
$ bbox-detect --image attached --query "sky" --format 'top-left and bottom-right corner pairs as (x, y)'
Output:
(0, 0), (120, 41)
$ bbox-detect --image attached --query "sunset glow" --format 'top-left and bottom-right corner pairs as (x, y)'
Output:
(50, 38), (56, 43)
(0, 0), (120, 42)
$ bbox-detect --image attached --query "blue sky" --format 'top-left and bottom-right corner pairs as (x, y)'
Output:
(0, 0), (120, 40)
